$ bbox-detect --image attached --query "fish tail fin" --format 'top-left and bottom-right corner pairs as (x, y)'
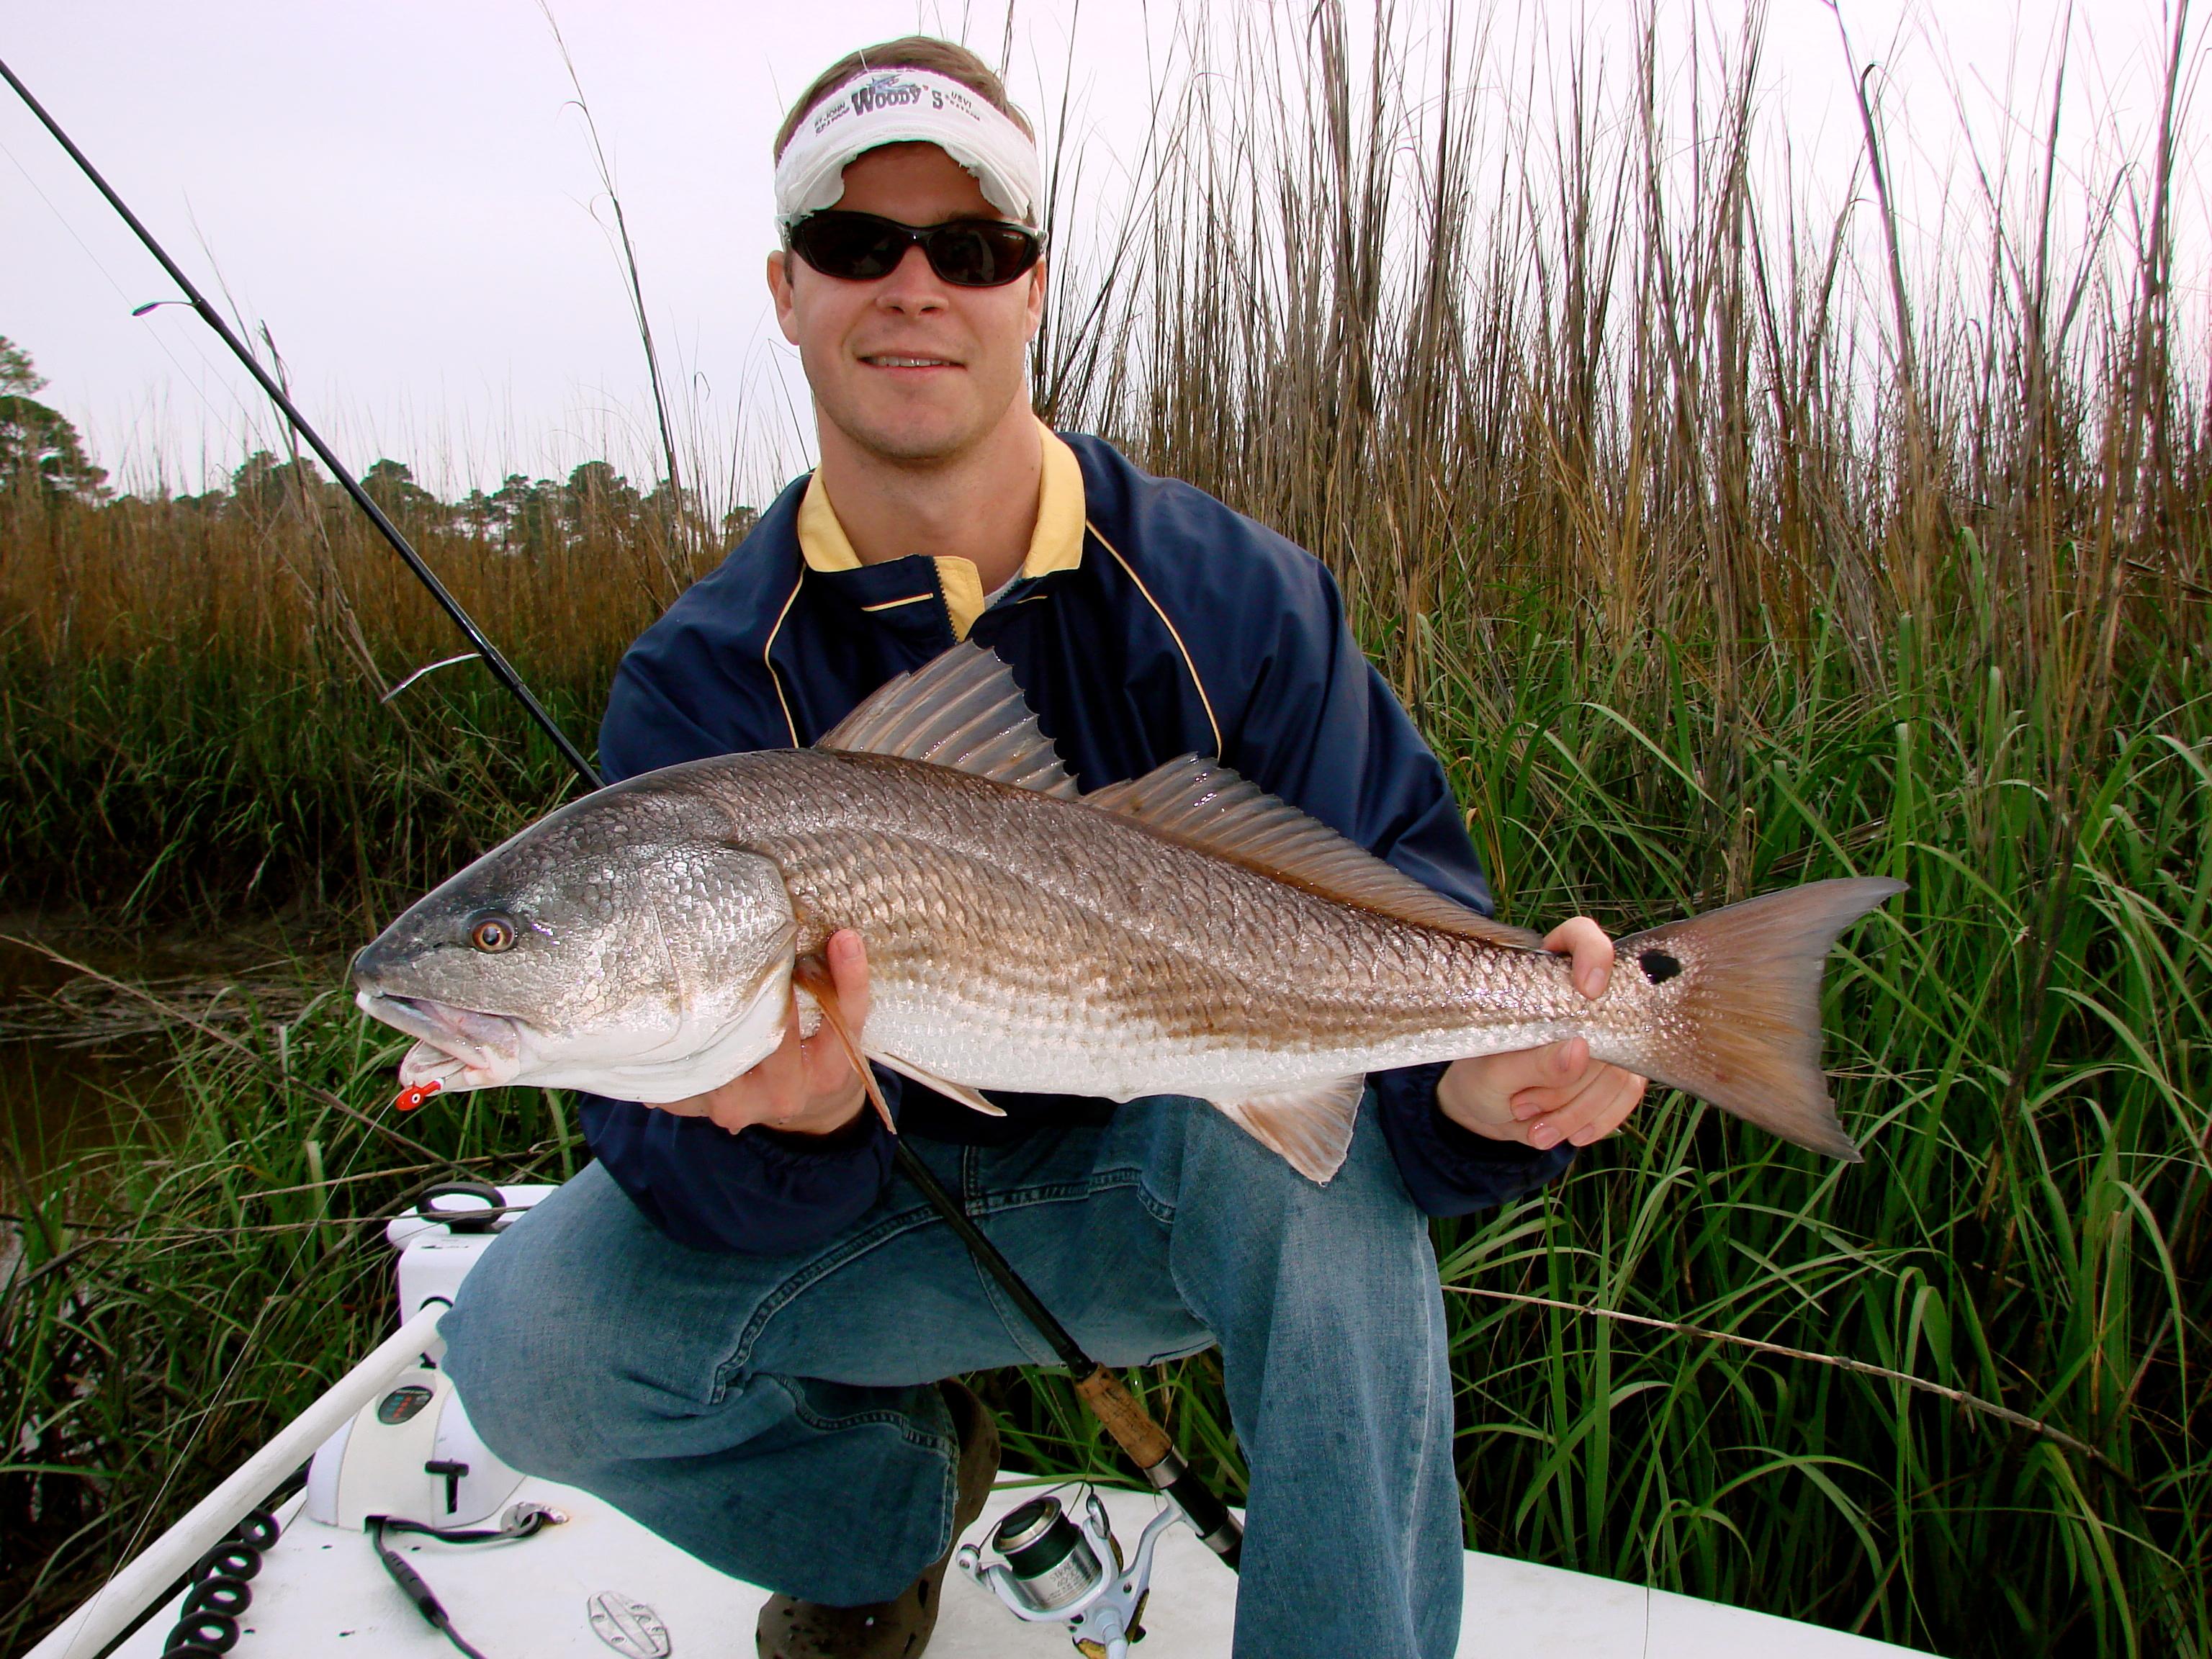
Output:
(1617, 877), (1905, 1162)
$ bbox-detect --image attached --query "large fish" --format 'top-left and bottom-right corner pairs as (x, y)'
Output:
(353, 645), (1900, 1181)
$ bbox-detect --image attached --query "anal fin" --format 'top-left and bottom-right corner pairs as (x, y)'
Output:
(1210, 1076), (1366, 1184)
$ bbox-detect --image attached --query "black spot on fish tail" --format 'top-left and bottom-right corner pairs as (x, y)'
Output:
(1615, 877), (1906, 1161)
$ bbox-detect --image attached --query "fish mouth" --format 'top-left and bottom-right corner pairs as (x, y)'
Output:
(355, 992), (523, 1092)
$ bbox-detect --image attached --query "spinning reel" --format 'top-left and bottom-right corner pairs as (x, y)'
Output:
(956, 1487), (1183, 1658)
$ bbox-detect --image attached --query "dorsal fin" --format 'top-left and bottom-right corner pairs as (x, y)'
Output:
(1085, 755), (1547, 947)
(817, 643), (1082, 799)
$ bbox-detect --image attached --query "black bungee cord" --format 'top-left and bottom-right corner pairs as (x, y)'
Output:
(150, 1470), (301, 1659)
(1, 48), (1243, 1601)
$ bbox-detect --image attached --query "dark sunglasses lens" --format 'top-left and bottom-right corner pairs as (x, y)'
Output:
(791, 215), (905, 280)
(791, 214), (1041, 287)
(922, 222), (1040, 287)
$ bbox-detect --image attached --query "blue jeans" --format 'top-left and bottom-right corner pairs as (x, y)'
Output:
(441, 1094), (1462, 1658)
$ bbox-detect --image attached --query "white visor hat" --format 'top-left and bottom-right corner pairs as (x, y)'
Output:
(774, 67), (1043, 230)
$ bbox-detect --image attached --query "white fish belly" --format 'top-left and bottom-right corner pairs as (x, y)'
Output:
(864, 979), (1596, 1102)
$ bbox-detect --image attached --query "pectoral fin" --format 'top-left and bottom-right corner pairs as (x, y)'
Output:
(791, 955), (897, 1135)
(1210, 1076), (1366, 1184)
(868, 1051), (1009, 1118)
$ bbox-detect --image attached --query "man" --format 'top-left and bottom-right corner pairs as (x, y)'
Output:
(444, 37), (1647, 1659)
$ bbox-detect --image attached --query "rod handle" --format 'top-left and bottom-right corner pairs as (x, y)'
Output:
(1073, 1364), (1175, 1467)
(1072, 1365), (1244, 1571)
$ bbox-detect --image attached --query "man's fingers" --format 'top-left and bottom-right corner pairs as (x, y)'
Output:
(826, 929), (871, 1031)
(1496, 1037), (1592, 1112)
(1559, 1070), (1645, 1146)
(1524, 1066), (1647, 1149)
(1566, 1076), (1646, 1146)
(652, 961), (874, 1133)
(1509, 1034), (1617, 1118)
(1543, 914), (1616, 999)
(1503, 1035), (1592, 1110)
(790, 938), (875, 1115)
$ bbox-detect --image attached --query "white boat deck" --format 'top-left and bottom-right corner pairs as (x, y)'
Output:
(66, 1193), (1924, 1659)
(108, 1474), (1924, 1658)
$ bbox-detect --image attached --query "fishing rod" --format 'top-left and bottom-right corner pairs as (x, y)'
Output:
(2, 55), (1244, 1571)
(0, 56), (595, 788)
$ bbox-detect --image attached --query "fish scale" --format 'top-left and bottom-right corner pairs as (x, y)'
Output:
(739, 757), (1596, 1094)
(354, 643), (1903, 1181)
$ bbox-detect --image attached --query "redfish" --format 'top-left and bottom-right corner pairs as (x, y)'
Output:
(354, 644), (1899, 1180)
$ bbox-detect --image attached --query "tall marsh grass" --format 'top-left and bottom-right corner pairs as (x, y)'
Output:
(0, 477), (713, 922)
(4, 3), (2208, 1653)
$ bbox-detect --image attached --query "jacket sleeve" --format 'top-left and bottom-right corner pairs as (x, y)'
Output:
(577, 612), (899, 1256)
(1210, 538), (1574, 1215)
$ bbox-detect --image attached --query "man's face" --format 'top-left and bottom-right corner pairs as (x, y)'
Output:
(768, 142), (1046, 465)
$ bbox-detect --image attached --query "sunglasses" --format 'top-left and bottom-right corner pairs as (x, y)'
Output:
(786, 210), (1046, 289)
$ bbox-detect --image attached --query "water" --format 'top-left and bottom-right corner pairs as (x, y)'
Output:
(1, 933), (172, 1190)
(0, 920), (328, 1197)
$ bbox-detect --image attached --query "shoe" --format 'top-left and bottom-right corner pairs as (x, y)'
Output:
(755, 1379), (1002, 1659)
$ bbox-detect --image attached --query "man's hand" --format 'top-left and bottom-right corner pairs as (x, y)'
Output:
(1437, 917), (1648, 1151)
(650, 930), (872, 1137)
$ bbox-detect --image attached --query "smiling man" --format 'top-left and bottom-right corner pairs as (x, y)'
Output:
(441, 37), (1645, 1659)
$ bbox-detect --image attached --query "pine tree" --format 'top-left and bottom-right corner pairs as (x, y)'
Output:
(0, 335), (107, 501)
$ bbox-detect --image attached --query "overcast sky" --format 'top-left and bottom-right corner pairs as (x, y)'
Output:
(3, 1), (2200, 503)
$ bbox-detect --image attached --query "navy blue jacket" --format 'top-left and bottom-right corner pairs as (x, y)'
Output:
(582, 432), (1572, 1252)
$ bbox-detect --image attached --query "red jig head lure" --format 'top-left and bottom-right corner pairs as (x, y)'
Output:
(393, 1079), (444, 1113)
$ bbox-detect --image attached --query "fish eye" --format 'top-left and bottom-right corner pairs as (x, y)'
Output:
(469, 914), (518, 953)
